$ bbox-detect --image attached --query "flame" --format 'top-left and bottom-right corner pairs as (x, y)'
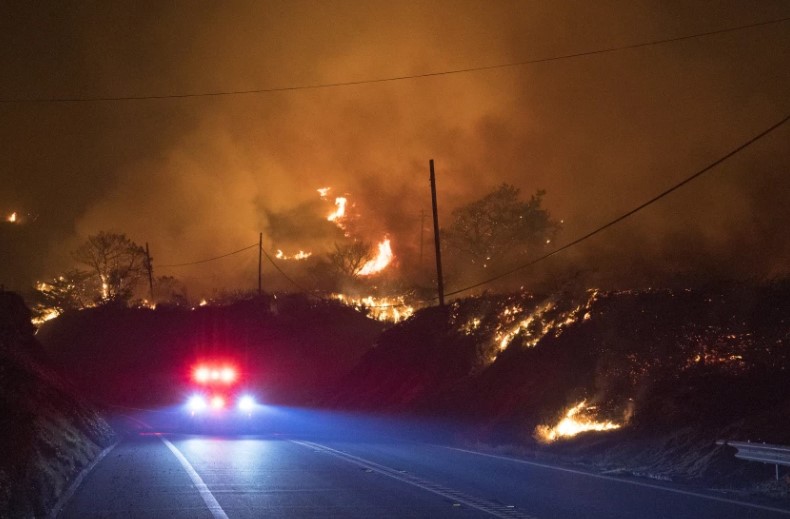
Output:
(6, 212), (17, 223)
(332, 293), (416, 323)
(317, 187), (330, 198)
(358, 238), (393, 276)
(199, 298), (208, 307)
(535, 400), (621, 443)
(32, 308), (61, 326)
(275, 249), (312, 260)
(328, 197), (347, 222)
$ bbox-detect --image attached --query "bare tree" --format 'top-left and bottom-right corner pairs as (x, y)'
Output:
(329, 240), (373, 278)
(72, 231), (147, 303)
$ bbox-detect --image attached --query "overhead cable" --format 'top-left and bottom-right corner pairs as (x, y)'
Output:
(2, 16), (787, 104)
(260, 246), (311, 292)
(444, 113), (790, 297)
(158, 243), (258, 268)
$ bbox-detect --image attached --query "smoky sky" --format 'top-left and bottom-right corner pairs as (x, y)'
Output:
(1, 1), (788, 296)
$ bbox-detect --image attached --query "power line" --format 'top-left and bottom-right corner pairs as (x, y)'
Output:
(444, 113), (790, 298)
(260, 246), (311, 292)
(2, 16), (788, 104)
(158, 243), (258, 268)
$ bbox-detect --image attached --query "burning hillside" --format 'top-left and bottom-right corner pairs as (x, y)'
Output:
(327, 282), (790, 483)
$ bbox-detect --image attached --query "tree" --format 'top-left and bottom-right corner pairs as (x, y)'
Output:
(329, 240), (374, 278)
(153, 275), (188, 306)
(444, 184), (560, 270)
(72, 231), (147, 303)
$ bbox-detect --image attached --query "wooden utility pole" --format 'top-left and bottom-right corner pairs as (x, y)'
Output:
(144, 242), (155, 302)
(429, 159), (445, 307)
(419, 209), (426, 264)
(257, 232), (263, 295)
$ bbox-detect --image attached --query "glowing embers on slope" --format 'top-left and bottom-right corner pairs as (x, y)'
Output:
(358, 238), (394, 276)
(32, 308), (60, 326)
(331, 293), (416, 323)
(534, 400), (621, 443)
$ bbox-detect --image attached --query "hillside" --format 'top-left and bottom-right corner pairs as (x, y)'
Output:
(327, 283), (790, 489)
(37, 294), (386, 407)
(0, 292), (115, 518)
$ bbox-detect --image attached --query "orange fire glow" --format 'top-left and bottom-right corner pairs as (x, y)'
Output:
(331, 293), (416, 323)
(358, 238), (393, 276)
(535, 400), (621, 443)
(6, 212), (17, 223)
(275, 249), (312, 260)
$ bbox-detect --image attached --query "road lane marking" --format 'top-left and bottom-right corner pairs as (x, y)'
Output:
(292, 440), (536, 519)
(444, 446), (790, 516)
(159, 435), (230, 519)
(49, 441), (119, 519)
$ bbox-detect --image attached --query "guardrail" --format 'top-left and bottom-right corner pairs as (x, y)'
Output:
(716, 440), (790, 480)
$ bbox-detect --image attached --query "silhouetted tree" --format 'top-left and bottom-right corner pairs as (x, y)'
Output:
(329, 240), (373, 278)
(72, 231), (146, 303)
(445, 184), (560, 271)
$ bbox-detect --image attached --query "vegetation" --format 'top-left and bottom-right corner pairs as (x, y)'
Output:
(444, 184), (561, 272)
(71, 231), (147, 303)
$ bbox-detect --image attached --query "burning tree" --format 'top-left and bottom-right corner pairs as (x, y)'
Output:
(329, 240), (374, 279)
(72, 231), (147, 303)
(444, 184), (560, 272)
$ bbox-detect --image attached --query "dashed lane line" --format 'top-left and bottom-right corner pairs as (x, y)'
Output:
(292, 439), (537, 519)
(159, 434), (230, 519)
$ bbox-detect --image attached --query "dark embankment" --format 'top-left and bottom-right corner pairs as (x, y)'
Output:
(327, 283), (790, 490)
(37, 294), (385, 408)
(0, 292), (115, 518)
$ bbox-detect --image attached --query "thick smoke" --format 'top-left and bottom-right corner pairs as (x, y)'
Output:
(1, 1), (788, 296)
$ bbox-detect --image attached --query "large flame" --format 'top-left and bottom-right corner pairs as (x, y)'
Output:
(535, 400), (621, 443)
(328, 196), (347, 223)
(358, 238), (393, 276)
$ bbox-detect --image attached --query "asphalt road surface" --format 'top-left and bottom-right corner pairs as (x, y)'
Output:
(56, 407), (790, 518)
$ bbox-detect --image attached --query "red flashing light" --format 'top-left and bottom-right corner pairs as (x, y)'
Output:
(220, 367), (236, 383)
(194, 367), (210, 383)
(193, 364), (238, 385)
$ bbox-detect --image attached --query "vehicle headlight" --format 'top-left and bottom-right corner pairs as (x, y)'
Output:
(187, 394), (207, 412)
(238, 395), (255, 412)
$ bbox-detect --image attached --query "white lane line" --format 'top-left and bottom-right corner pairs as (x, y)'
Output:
(159, 435), (230, 519)
(292, 440), (536, 519)
(444, 446), (790, 516)
(49, 441), (119, 519)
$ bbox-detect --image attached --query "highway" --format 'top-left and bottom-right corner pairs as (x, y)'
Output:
(56, 408), (790, 518)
